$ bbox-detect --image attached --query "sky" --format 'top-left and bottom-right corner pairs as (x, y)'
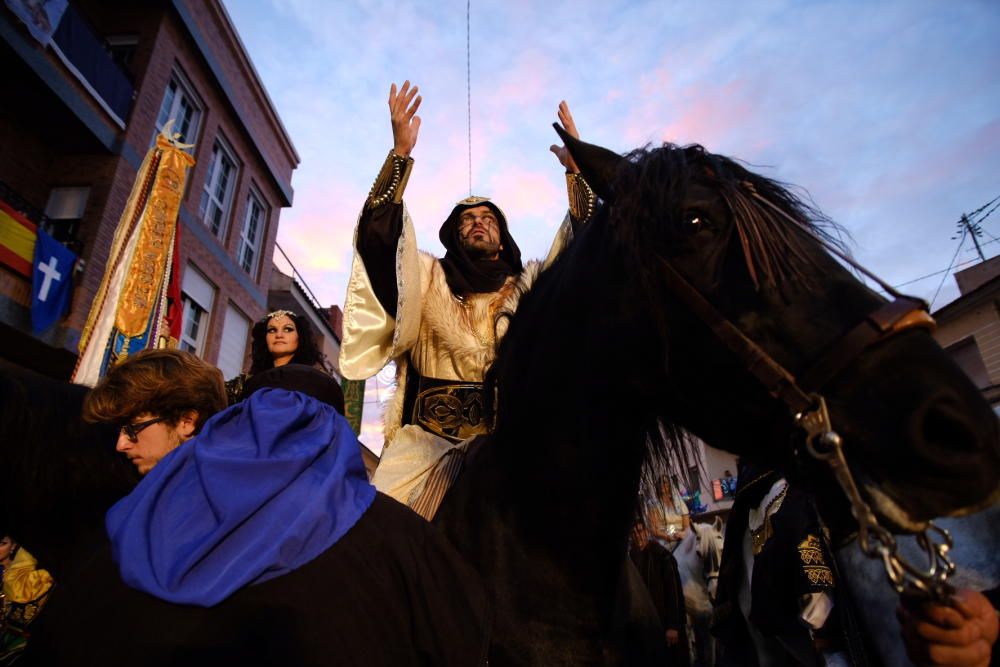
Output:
(223, 0), (1000, 450)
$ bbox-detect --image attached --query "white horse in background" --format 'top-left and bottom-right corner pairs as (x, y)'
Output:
(674, 518), (725, 667)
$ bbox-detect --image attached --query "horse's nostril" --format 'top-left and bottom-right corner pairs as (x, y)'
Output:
(912, 393), (982, 455)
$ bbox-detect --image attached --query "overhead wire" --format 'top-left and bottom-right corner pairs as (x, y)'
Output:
(878, 193), (1000, 293)
(972, 198), (1000, 227)
(466, 0), (472, 197)
(929, 224), (967, 310)
(967, 193), (1000, 220)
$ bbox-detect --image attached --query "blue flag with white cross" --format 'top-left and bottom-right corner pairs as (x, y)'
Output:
(31, 228), (77, 333)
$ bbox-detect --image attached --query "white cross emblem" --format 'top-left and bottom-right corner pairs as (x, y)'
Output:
(37, 255), (62, 302)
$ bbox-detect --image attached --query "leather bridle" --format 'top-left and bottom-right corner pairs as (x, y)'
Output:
(656, 192), (956, 603)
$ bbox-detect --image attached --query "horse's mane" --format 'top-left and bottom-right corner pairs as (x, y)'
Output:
(614, 143), (849, 292)
(0, 364), (138, 572)
(484, 142), (852, 508)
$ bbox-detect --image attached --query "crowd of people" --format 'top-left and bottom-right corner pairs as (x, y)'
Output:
(2, 80), (997, 666)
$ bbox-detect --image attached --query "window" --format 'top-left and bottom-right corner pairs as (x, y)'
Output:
(179, 265), (215, 356)
(105, 35), (138, 80)
(237, 190), (266, 276)
(200, 141), (237, 238)
(43, 186), (90, 246)
(217, 304), (251, 378)
(180, 298), (208, 354)
(154, 71), (200, 146)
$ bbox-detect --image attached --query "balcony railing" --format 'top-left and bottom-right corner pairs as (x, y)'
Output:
(273, 242), (327, 315)
(50, 3), (134, 123)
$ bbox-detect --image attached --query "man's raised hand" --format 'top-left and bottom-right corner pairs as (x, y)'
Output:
(390, 81), (422, 157)
(549, 100), (581, 174)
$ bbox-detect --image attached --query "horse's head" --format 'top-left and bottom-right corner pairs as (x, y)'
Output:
(691, 520), (724, 599)
(557, 126), (999, 535)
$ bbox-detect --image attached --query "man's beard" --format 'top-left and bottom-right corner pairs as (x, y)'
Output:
(461, 237), (500, 259)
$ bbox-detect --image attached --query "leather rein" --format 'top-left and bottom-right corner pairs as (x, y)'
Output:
(657, 192), (955, 603)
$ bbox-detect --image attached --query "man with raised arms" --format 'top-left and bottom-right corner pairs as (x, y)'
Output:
(339, 81), (596, 518)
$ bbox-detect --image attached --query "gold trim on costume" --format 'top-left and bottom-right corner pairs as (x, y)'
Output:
(567, 172), (596, 222)
(413, 382), (491, 444)
(804, 566), (834, 587)
(798, 534), (834, 588)
(797, 534), (825, 564)
(367, 150), (414, 209)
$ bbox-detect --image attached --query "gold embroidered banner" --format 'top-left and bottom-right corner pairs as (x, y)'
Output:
(73, 124), (195, 385)
(114, 135), (194, 337)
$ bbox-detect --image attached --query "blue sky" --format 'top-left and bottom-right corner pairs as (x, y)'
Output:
(222, 0), (1000, 448)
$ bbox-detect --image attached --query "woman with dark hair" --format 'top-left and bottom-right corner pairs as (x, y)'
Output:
(226, 310), (329, 404)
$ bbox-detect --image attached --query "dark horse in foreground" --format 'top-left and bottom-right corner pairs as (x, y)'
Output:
(432, 130), (998, 664)
(3, 130), (998, 665)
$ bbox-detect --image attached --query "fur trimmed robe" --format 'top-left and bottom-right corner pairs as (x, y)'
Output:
(339, 204), (575, 506)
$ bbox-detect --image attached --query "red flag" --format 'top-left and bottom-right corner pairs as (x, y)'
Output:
(165, 223), (183, 342)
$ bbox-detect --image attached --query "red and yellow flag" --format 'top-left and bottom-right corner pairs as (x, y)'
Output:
(0, 200), (37, 277)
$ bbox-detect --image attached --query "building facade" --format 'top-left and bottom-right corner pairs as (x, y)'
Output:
(933, 255), (1000, 408)
(0, 0), (298, 379)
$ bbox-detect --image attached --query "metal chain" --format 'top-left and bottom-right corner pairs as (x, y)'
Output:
(797, 395), (957, 604)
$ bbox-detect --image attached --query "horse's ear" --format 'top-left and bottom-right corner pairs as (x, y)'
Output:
(553, 123), (624, 201)
(713, 516), (723, 532)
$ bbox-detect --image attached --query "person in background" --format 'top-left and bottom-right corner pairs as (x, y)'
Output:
(713, 461), (998, 667)
(630, 520), (689, 666)
(225, 309), (329, 404)
(647, 476), (690, 544)
(0, 533), (54, 664)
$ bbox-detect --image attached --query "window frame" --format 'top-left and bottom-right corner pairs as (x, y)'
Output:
(152, 68), (202, 149)
(179, 295), (209, 355)
(237, 187), (267, 278)
(200, 138), (239, 240)
(179, 265), (216, 357)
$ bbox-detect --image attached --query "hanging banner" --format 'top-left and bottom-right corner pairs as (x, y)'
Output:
(4, 0), (68, 47)
(72, 125), (195, 386)
(31, 227), (77, 333)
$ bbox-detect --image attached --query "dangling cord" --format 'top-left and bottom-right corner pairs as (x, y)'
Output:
(466, 0), (472, 197)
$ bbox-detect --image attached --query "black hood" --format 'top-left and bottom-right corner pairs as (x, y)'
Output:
(438, 196), (523, 295)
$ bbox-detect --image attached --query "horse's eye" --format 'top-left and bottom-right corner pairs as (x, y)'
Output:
(683, 214), (710, 232)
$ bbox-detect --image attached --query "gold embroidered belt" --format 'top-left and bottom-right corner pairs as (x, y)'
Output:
(412, 378), (491, 444)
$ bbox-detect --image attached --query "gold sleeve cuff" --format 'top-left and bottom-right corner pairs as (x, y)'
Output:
(367, 150), (414, 209)
(566, 172), (596, 222)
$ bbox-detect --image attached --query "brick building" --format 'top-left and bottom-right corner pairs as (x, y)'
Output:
(0, 0), (298, 379)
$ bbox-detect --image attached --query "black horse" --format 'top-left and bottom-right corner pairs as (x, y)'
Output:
(0, 360), (137, 582)
(2, 133), (997, 665)
(432, 130), (999, 664)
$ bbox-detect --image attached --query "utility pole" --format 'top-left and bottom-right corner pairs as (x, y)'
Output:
(958, 213), (986, 262)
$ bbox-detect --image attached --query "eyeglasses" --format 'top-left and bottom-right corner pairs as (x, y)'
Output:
(120, 416), (166, 443)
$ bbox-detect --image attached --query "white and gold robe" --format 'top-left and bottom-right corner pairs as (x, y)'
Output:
(339, 204), (575, 507)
